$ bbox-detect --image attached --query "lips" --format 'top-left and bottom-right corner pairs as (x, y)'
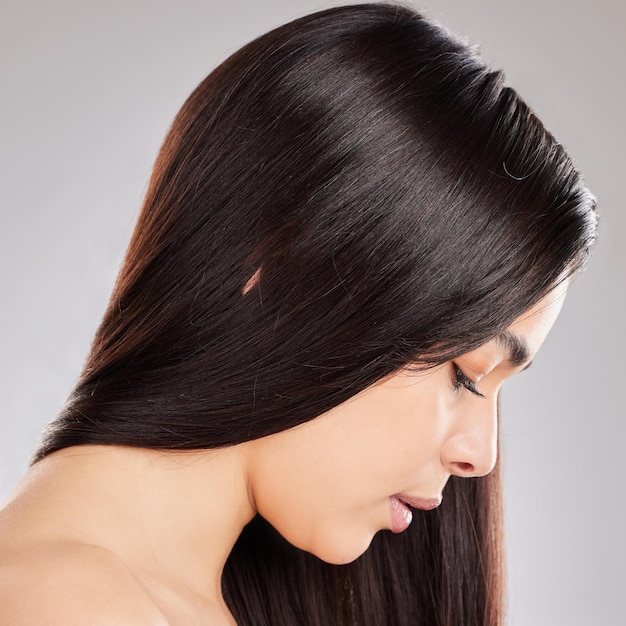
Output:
(396, 494), (442, 511)
(389, 494), (442, 533)
(389, 496), (412, 533)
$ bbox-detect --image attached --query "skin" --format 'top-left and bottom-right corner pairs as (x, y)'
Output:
(0, 285), (567, 625)
(246, 282), (568, 564)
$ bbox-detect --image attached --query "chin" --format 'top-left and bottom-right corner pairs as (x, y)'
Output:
(305, 530), (377, 565)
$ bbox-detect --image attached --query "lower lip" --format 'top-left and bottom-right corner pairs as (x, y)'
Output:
(389, 496), (412, 533)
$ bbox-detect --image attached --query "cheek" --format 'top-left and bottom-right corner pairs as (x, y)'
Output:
(246, 372), (453, 562)
(366, 374), (451, 467)
(250, 442), (380, 564)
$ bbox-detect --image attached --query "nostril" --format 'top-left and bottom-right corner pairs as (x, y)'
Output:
(441, 433), (497, 478)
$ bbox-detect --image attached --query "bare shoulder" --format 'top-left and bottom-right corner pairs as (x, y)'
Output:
(0, 539), (169, 625)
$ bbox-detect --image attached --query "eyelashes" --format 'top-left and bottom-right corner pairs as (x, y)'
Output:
(453, 366), (485, 398)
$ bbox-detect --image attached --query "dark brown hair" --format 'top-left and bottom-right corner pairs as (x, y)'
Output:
(35, 4), (596, 624)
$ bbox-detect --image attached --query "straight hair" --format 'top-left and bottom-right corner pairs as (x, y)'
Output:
(35, 4), (597, 624)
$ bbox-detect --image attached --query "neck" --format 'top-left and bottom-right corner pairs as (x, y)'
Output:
(14, 444), (256, 603)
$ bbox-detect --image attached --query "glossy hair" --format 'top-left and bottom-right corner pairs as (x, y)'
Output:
(35, 3), (596, 624)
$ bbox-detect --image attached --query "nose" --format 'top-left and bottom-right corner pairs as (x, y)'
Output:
(440, 394), (498, 478)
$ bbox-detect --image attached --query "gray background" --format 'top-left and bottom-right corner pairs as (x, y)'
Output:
(1, 1), (622, 624)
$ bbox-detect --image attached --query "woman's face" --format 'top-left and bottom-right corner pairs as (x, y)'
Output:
(246, 285), (567, 564)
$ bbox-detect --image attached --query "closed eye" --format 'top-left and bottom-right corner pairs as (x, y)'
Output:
(453, 365), (485, 398)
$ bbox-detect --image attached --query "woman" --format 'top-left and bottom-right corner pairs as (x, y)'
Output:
(0, 3), (596, 625)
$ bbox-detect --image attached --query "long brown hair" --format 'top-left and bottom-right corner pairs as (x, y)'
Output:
(35, 4), (596, 624)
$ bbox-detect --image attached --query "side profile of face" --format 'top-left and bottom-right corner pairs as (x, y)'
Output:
(245, 283), (568, 564)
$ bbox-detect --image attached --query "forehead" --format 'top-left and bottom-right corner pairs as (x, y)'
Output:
(506, 282), (568, 359)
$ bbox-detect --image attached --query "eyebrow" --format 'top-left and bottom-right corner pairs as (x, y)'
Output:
(495, 330), (531, 368)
